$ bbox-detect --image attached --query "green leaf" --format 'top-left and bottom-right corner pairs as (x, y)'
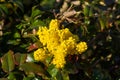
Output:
(83, 5), (89, 16)
(45, 55), (53, 65)
(47, 64), (58, 77)
(14, 53), (27, 65)
(99, 17), (105, 31)
(7, 72), (16, 80)
(31, 9), (42, 19)
(14, 32), (21, 39)
(89, 7), (93, 17)
(13, 1), (24, 13)
(61, 71), (69, 80)
(20, 62), (46, 76)
(40, 0), (55, 9)
(26, 54), (34, 62)
(56, 71), (63, 80)
(1, 50), (15, 73)
(7, 40), (20, 45)
(31, 20), (46, 28)
(0, 4), (8, 14)
(16, 24), (23, 29)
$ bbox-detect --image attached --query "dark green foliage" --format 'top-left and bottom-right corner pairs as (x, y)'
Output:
(0, 0), (120, 80)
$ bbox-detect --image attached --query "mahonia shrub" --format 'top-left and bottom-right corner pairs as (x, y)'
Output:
(34, 19), (87, 69)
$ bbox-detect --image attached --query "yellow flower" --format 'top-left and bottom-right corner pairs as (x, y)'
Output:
(58, 28), (73, 41)
(76, 42), (87, 54)
(52, 52), (66, 68)
(60, 37), (76, 55)
(37, 27), (49, 46)
(49, 19), (60, 30)
(46, 29), (60, 52)
(35, 19), (88, 69)
(34, 48), (47, 61)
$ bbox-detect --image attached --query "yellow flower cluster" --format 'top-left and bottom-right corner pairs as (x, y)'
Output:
(34, 19), (87, 68)
(34, 48), (47, 61)
(76, 42), (87, 54)
(52, 52), (66, 68)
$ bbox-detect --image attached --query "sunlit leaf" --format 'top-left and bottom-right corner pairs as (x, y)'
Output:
(30, 20), (46, 29)
(47, 64), (58, 77)
(31, 9), (42, 19)
(14, 32), (21, 39)
(83, 5), (89, 16)
(1, 50), (15, 73)
(7, 72), (16, 80)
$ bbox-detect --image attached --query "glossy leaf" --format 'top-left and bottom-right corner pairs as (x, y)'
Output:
(1, 50), (15, 73)
(31, 9), (42, 19)
(20, 62), (46, 76)
(14, 53), (27, 65)
(30, 20), (46, 29)
(47, 64), (58, 77)
(26, 54), (34, 62)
